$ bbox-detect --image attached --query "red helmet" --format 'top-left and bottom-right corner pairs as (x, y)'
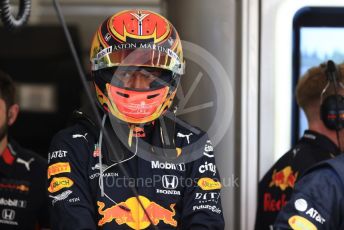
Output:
(90, 10), (185, 124)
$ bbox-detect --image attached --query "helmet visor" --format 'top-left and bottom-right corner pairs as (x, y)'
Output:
(96, 66), (177, 91)
(91, 46), (185, 75)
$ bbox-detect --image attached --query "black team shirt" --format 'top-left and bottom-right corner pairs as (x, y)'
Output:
(0, 140), (49, 230)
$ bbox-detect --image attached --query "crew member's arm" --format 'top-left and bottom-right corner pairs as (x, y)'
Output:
(180, 137), (225, 230)
(48, 130), (97, 230)
(274, 167), (344, 230)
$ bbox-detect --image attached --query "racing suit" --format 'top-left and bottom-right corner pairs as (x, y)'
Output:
(47, 107), (225, 230)
(274, 153), (344, 229)
(255, 130), (340, 230)
(0, 140), (49, 230)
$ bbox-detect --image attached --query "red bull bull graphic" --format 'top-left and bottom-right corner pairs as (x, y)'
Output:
(269, 166), (298, 191)
(98, 201), (134, 226)
(97, 196), (177, 229)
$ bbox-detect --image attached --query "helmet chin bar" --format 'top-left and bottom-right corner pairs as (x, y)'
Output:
(95, 83), (177, 124)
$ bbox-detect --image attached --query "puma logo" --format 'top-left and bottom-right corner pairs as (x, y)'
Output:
(72, 133), (88, 142)
(16, 158), (34, 171)
(177, 132), (193, 144)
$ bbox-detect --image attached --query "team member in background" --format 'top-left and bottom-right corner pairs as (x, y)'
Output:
(48, 10), (224, 229)
(255, 62), (343, 230)
(274, 61), (344, 229)
(0, 70), (49, 229)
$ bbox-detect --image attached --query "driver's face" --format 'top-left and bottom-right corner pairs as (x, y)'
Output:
(0, 99), (8, 142)
(115, 69), (161, 89)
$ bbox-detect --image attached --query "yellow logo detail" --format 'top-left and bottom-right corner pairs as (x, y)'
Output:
(198, 178), (222, 191)
(48, 162), (71, 179)
(176, 148), (182, 157)
(288, 215), (317, 230)
(48, 177), (74, 193)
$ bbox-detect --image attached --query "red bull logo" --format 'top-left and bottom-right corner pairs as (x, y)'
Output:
(269, 166), (298, 191)
(0, 183), (29, 192)
(97, 196), (177, 229)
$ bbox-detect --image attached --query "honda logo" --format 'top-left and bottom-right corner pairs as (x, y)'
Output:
(2, 209), (15, 221)
(162, 175), (178, 189)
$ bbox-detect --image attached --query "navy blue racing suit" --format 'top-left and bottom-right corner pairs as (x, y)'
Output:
(274, 153), (344, 229)
(255, 130), (340, 230)
(47, 107), (225, 230)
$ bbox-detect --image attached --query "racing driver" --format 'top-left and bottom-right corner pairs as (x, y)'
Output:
(48, 9), (225, 229)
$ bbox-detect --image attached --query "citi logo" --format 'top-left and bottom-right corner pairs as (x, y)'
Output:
(199, 161), (216, 176)
(151, 161), (186, 171)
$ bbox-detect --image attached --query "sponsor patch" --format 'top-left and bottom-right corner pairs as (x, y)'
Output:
(195, 192), (220, 204)
(0, 183), (29, 193)
(48, 162), (71, 179)
(49, 190), (73, 206)
(198, 178), (222, 191)
(203, 140), (214, 158)
(162, 175), (178, 189)
(48, 150), (67, 163)
(294, 199), (326, 224)
(156, 189), (181, 196)
(72, 133), (88, 142)
(177, 132), (193, 144)
(0, 198), (27, 208)
(295, 199), (308, 212)
(0, 179), (30, 193)
(151, 161), (185, 171)
(306, 208), (325, 224)
(89, 172), (119, 180)
(192, 204), (221, 214)
(269, 166), (298, 191)
(288, 215), (317, 230)
(0, 209), (17, 225)
(68, 197), (80, 203)
(16, 158), (34, 171)
(48, 177), (74, 193)
(263, 193), (287, 212)
(199, 161), (216, 176)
